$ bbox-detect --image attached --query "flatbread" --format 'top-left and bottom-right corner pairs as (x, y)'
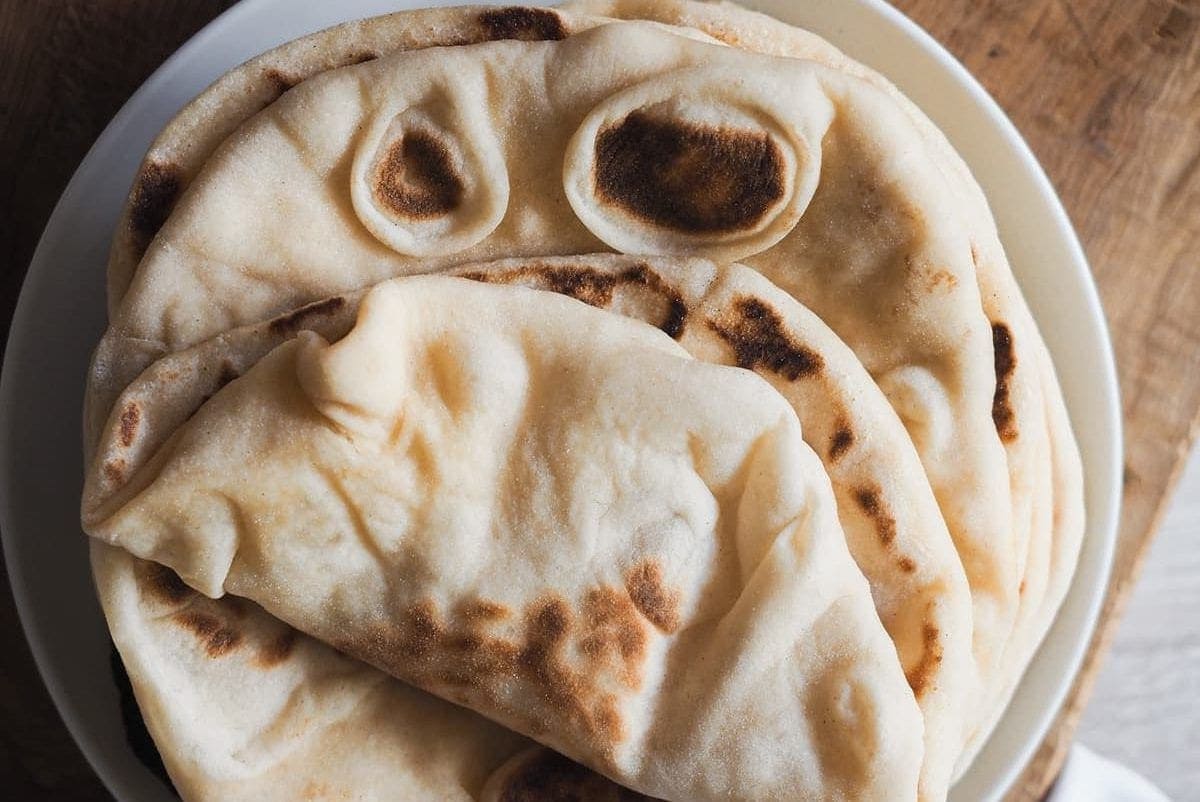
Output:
(563, 0), (1083, 773)
(465, 255), (976, 791)
(90, 541), (536, 802)
(82, 6), (1085, 796)
(103, 5), (600, 313)
(94, 23), (1016, 707)
(88, 252), (970, 800)
(103, 4), (721, 316)
(85, 274), (925, 801)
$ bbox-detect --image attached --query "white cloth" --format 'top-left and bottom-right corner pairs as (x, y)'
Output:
(1047, 745), (1172, 802)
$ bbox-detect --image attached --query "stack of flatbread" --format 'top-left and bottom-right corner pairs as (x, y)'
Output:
(80, 3), (1084, 800)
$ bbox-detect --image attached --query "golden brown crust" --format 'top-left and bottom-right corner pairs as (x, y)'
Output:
(254, 629), (300, 669)
(141, 562), (195, 605)
(338, 567), (682, 758)
(580, 587), (649, 689)
(173, 611), (244, 658)
(905, 621), (945, 700)
(623, 561), (681, 634)
(103, 458), (126, 485)
(118, 402), (141, 448)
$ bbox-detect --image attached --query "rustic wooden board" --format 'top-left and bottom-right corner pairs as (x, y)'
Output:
(1, 0), (1197, 799)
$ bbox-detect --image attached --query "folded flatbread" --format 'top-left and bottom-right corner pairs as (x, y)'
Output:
(90, 252), (974, 799)
(85, 274), (924, 801)
(91, 541), (538, 801)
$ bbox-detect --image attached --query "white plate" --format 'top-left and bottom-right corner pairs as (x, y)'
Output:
(0, 1), (1121, 800)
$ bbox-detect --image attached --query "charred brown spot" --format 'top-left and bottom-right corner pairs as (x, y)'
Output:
(401, 601), (443, 659)
(142, 562), (194, 604)
(828, 423), (855, 462)
(524, 597), (570, 649)
(905, 622), (944, 699)
(479, 264), (624, 309)
(594, 110), (785, 234)
(925, 268), (958, 292)
(496, 749), (656, 802)
(440, 669), (476, 686)
(457, 599), (510, 623)
(174, 611), (243, 658)
(517, 597), (627, 749)
(660, 299), (688, 339)
(118, 402), (141, 448)
(103, 458), (126, 484)
(992, 322), (1018, 442)
(620, 264), (689, 340)
(625, 561), (681, 633)
(858, 177), (884, 223)
(373, 130), (464, 219)
(445, 632), (485, 653)
(479, 7), (567, 41)
(263, 68), (297, 100)
(128, 162), (182, 250)
(897, 556), (918, 574)
(580, 586), (648, 688)
(345, 582), (667, 754)
(709, 296), (822, 380)
(854, 486), (897, 546)
(464, 262), (688, 339)
(268, 296), (347, 337)
(255, 629), (299, 668)
(545, 269), (619, 307)
(1019, 578), (1028, 596)
(444, 667), (484, 686)
(587, 698), (624, 756)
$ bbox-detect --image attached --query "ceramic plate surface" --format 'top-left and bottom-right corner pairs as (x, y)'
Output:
(0, 1), (1121, 800)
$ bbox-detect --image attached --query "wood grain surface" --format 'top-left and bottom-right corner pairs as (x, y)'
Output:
(0, 1), (1197, 800)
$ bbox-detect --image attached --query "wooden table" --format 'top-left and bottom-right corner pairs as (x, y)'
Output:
(0, 1), (1196, 799)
